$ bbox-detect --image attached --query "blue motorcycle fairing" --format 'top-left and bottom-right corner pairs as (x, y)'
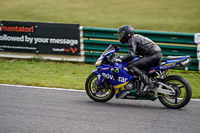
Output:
(96, 63), (133, 89)
(149, 56), (190, 71)
(94, 55), (139, 89)
(92, 70), (99, 75)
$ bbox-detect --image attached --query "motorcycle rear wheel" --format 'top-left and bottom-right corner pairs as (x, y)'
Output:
(159, 75), (192, 109)
(85, 73), (115, 102)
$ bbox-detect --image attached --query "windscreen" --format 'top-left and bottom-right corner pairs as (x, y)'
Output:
(100, 44), (119, 58)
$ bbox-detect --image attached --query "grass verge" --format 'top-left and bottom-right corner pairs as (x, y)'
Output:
(0, 58), (199, 99)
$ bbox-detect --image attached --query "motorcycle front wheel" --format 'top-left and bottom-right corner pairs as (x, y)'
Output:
(85, 73), (115, 102)
(159, 75), (192, 109)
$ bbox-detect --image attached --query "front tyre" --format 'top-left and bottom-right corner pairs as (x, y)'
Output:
(85, 73), (115, 102)
(159, 75), (192, 109)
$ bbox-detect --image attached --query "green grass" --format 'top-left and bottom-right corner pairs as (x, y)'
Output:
(0, 59), (95, 89)
(0, 0), (199, 33)
(0, 59), (199, 99)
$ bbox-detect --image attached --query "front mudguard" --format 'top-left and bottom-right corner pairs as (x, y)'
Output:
(93, 70), (103, 86)
(92, 70), (99, 75)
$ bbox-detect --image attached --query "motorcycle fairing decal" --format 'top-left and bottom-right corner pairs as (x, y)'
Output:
(159, 62), (177, 70)
(165, 60), (182, 66)
(111, 68), (119, 73)
(150, 56), (189, 70)
(113, 82), (129, 89)
(102, 73), (129, 83)
(97, 64), (132, 88)
(159, 59), (184, 70)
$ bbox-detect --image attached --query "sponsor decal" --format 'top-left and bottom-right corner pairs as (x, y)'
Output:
(102, 73), (128, 83)
(52, 47), (78, 53)
(149, 69), (156, 73)
(101, 67), (110, 71)
(0, 25), (34, 32)
(111, 68), (119, 73)
(160, 63), (176, 70)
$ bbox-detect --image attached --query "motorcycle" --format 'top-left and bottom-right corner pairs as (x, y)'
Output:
(85, 44), (192, 109)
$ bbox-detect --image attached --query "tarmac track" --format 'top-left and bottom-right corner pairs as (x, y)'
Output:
(0, 84), (200, 133)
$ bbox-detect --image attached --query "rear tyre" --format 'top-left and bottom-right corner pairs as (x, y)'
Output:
(85, 73), (115, 102)
(159, 75), (192, 109)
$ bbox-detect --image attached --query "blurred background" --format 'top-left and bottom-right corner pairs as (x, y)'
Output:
(0, 0), (199, 33)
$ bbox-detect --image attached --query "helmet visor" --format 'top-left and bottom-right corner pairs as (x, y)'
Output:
(118, 31), (125, 40)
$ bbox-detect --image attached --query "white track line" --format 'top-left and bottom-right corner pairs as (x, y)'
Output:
(0, 84), (85, 92)
(0, 84), (200, 102)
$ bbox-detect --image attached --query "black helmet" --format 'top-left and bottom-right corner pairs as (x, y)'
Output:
(118, 25), (134, 44)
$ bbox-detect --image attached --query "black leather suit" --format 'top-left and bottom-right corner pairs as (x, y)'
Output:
(121, 34), (163, 85)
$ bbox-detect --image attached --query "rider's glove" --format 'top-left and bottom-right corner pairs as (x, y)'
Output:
(115, 58), (122, 63)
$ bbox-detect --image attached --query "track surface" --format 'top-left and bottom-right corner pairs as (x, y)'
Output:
(0, 85), (200, 133)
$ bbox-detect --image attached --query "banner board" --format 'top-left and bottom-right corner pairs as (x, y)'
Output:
(0, 21), (80, 55)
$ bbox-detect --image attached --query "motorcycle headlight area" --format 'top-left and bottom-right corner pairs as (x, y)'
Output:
(95, 60), (102, 67)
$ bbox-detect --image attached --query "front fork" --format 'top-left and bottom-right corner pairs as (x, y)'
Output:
(93, 70), (103, 86)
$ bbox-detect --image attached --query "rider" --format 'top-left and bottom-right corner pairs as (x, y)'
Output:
(117, 25), (163, 92)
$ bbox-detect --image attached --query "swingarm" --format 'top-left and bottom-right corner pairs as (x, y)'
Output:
(152, 82), (176, 95)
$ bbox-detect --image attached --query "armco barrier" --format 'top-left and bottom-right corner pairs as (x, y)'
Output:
(0, 21), (199, 71)
(81, 26), (198, 71)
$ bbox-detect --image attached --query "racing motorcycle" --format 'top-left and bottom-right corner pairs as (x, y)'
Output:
(85, 44), (192, 109)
